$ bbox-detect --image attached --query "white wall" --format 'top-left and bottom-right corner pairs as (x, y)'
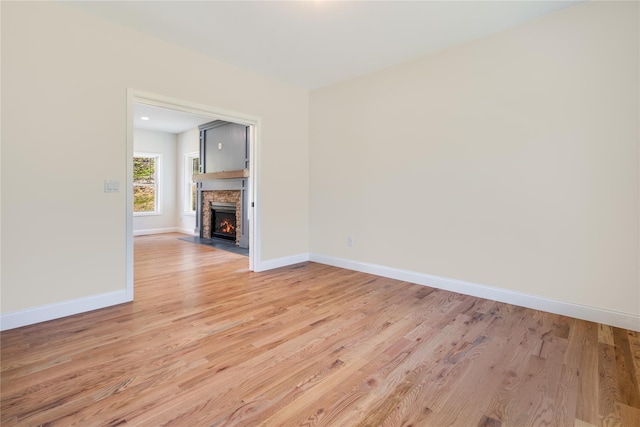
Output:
(177, 128), (200, 235)
(133, 129), (178, 234)
(1, 1), (309, 316)
(310, 2), (639, 325)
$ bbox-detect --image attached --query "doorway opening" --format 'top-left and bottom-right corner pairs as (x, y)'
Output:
(126, 90), (259, 300)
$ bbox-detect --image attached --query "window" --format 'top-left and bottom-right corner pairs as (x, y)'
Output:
(184, 152), (200, 213)
(133, 153), (162, 215)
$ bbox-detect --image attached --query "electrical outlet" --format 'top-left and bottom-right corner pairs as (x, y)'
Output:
(347, 236), (353, 246)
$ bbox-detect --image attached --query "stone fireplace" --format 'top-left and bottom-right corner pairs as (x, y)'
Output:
(201, 190), (242, 244)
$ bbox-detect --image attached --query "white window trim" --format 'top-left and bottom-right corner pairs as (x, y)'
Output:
(133, 152), (162, 216)
(183, 151), (199, 216)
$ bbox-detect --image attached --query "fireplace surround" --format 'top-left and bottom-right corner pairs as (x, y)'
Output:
(200, 189), (242, 245)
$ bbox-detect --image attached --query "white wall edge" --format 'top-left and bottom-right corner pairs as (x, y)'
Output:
(0, 290), (131, 331)
(310, 253), (640, 332)
(254, 253), (310, 272)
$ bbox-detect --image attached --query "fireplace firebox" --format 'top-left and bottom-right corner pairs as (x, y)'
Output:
(210, 202), (237, 241)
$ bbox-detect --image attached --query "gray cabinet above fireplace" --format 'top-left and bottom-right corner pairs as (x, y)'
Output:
(198, 120), (249, 175)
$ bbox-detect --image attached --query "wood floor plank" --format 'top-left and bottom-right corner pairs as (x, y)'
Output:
(576, 322), (600, 426)
(612, 328), (640, 409)
(617, 403), (640, 426)
(599, 341), (623, 425)
(599, 324), (615, 346)
(552, 319), (584, 427)
(1, 233), (639, 426)
(629, 330), (640, 401)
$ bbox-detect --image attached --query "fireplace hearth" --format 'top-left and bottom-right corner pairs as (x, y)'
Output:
(210, 202), (237, 241)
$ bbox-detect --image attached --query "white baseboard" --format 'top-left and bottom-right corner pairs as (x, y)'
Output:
(176, 228), (197, 236)
(309, 253), (640, 332)
(1, 290), (131, 331)
(134, 227), (193, 236)
(5, 253), (636, 332)
(254, 253), (310, 272)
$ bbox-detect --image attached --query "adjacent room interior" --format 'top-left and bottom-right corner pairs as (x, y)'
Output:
(132, 103), (252, 258)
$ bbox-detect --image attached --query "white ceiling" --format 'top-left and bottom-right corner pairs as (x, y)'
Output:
(63, 0), (585, 90)
(134, 103), (215, 134)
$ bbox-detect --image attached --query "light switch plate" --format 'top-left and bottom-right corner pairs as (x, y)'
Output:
(104, 179), (120, 193)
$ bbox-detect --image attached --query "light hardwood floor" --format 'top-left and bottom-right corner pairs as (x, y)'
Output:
(2, 233), (639, 426)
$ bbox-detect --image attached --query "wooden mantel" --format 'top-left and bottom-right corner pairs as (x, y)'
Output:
(193, 169), (249, 181)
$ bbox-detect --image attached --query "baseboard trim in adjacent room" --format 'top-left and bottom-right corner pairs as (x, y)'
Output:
(309, 253), (640, 332)
(0, 290), (131, 331)
(176, 228), (197, 236)
(133, 227), (183, 236)
(254, 253), (310, 273)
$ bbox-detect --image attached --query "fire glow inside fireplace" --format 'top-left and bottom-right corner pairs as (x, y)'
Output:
(210, 202), (237, 241)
